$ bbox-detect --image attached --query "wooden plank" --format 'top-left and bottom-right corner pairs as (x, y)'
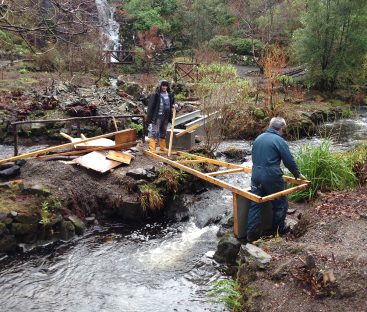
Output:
(61, 132), (115, 149)
(207, 168), (246, 177)
(115, 129), (137, 145)
(144, 150), (262, 202)
(152, 150), (178, 155)
(175, 124), (200, 138)
(36, 142), (137, 160)
(233, 193), (239, 237)
(0, 129), (133, 164)
(73, 151), (121, 173)
(168, 108), (177, 157)
(178, 152), (252, 171)
(106, 150), (133, 165)
(261, 183), (310, 201)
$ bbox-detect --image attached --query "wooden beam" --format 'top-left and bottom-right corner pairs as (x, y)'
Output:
(0, 129), (134, 164)
(261, 183), (309, 201)
(175, 124), (200, 138)
(207, 168), (247, 177)
(178, 152), (252, 171)
(144, 150), (262, 202)
(145, 150), (310, 202)
(233, 193), (239, 237)
(168, 108), (177, 157)
(36, 142), (137, 159)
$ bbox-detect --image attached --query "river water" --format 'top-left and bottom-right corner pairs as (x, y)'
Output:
(0, 106), (366, 312)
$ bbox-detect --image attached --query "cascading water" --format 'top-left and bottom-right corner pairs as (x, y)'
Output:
(95, 0), (120, 60)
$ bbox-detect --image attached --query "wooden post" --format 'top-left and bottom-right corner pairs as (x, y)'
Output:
(168, 108), (176, 157)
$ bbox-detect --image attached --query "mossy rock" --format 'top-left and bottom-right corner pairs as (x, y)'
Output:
(0, 222), (6, 235)
(59, 221), (75, 241)
(11, 223), (38, 235)
(213, 233), (241, 265)
(67, 215), (85, 235)
(0, 235), (17, 252)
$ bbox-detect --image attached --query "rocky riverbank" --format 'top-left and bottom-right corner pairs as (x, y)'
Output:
(0, 146), (209, 255)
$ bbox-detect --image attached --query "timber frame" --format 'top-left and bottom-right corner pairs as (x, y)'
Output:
(145, 150), (310, 238)
(144, 150), (310, 204)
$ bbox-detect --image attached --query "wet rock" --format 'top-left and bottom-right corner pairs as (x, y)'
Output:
(20, 183), (51, 196)
(85, 216), (95, 224)
(9, 211), (18, 217)
(0, 235), (17, 252)
(3, 218), (13, 226)
(116, 75), (125, 86)
(0, 162), (15, 170)
(15, 159), (27, 166)
(121, 82), (143, 100)
(222, 147), (250, 160)
(11, 223), (38, 236)
(0, 212), (8, 221)
(67, 215), (85, 235)
(126, 168), (148, 180)
(0, 223), (6, 235)
(213, 233), (241, 265)
(0, 165), (20, 178)
(116, 201), (144, 221)
(13, 214), (38, 224)
(239, 243), (272, 269)
(60, 221), (75, 241)
(49, 214), (63, 226)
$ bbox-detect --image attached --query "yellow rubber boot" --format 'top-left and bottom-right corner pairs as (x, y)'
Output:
(149, 138), (156, 151)
(159, 138), (167, 152)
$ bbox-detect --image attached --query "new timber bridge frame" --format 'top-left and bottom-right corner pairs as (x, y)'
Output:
(144, 150), (310, 239)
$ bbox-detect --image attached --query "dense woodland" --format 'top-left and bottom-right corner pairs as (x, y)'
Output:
(1, 0), (366, 91)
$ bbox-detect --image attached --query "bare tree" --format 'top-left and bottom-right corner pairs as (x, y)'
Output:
(0, 0), (102, 50)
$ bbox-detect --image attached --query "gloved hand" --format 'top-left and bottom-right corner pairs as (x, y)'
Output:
(297, 174), (307, 180)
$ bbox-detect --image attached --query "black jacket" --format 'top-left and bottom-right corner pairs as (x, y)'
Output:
(146, 85), (175, 124)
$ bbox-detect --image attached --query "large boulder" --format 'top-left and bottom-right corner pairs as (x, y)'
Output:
(213, 233), (241, 265)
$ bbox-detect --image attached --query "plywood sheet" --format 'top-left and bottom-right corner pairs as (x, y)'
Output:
(73, 151), (121, 173)
(106, 150), (134, 165)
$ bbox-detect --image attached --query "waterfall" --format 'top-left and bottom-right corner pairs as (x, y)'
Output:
(95, 0), (120, 52)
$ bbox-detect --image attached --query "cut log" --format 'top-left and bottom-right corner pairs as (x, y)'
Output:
(106, 150), (134, 165)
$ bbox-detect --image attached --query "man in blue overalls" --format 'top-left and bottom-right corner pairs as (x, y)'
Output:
(247, 117), (306, 242)
(146, 80), (175, 152)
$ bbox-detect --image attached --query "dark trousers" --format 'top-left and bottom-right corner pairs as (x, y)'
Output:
(149, 115), (169, 139)
(247, 176), (288, 241)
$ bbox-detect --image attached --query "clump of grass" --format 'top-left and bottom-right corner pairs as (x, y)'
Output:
(208, 279), (242, 311)
(343, 142), (367, 184)
(289, 141), (358, 201)
(155, 166), (188, 193)
(139, 184), (164, 211)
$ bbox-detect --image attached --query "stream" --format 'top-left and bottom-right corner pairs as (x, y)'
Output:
(0, 106), (366, 311)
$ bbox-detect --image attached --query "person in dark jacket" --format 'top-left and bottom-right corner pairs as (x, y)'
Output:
(146, 80), (175, 152)
(247, 117), (306, 242)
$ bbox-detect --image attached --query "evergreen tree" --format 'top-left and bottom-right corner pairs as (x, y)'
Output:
(292, 0), (367, 90)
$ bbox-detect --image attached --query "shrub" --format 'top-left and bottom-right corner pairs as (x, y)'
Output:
(208, 35), (263, 55)
(289, 141), (358, 201)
